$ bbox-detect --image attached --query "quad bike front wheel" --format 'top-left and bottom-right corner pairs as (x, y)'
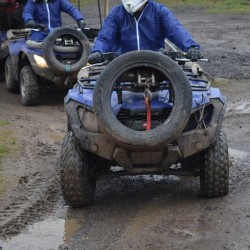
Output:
(5, 56), (19, 93)
(60, 131), (96, 208)
(200, 129), (229, 198)
(20, 65), (40, 106)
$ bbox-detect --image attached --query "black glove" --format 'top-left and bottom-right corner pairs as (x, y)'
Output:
(88, 52), (104, 64)
(77, 19), (86, 30)
(36, 23), (48, 31)
(186, 46), (202, 61)
(25, 19), (36, 28)
(25, 20), (47, 31)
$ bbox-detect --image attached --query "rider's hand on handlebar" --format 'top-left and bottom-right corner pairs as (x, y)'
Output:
(88, 52), (104, 64)
(25, 19), (37, 29)
(36, 23), (48, 31)
(77, 19), (87, 30)
(186, 46), (203, 61)
(25, 20), (48, 31)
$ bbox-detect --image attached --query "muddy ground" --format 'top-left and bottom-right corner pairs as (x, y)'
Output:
(0, 5), (250, 250)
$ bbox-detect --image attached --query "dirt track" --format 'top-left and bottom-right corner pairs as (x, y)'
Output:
(0, 7), (250, 250)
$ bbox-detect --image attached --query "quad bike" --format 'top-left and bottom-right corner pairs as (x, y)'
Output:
(0, 0), (24, 68)
(60, 43), (229, 208)
(4, 25), (98, 105)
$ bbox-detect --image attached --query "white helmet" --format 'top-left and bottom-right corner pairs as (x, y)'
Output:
(121, 0), (148, 13)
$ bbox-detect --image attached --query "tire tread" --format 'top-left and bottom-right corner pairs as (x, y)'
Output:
(200, 130), (229, 198)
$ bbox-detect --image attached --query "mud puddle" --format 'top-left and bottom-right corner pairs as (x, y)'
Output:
(228, 148), (249, 160)
(0, 217), (66, 250)
(0, 207), (82, 250)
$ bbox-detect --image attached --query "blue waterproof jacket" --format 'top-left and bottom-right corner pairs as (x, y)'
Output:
(22, 0), (84, 41)
(92, 0), (200, 54)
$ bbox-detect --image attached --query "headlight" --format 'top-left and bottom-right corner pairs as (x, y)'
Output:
(33, 54), (48, 68)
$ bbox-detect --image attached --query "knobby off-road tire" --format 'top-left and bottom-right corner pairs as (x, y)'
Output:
(94, 50), (192, 149)
(5, 56), (19, 93)
(20, 65), (40, 106)
(60, 131), (96, 208)
(200, 130), (229, 198)
(42, 27), (90, 74)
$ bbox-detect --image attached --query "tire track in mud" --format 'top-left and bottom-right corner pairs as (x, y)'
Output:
(0, 106), (64, 237)
(0, 179), (60, 236)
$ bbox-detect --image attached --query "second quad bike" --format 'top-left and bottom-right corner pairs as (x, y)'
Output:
(5, 26), (98, 105)
(60, 47), (229, 208)
(0, 0), (24, 70)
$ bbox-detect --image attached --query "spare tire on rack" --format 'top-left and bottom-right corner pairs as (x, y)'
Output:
(93, 50), (192, 149)
(42, 27), (90, 74)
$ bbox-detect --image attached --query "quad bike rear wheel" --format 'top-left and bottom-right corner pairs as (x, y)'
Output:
(94, 50), (192, 149)
(5, 56), (19, 93)
(200, 129), (229, 198)
(20, 65), (40, 106)
(60, 131), (96, 208)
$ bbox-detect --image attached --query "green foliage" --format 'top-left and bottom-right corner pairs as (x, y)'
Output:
(70, 0), (92, 8)
(160, 0), (250, 13)
(70, 0), (250, 13)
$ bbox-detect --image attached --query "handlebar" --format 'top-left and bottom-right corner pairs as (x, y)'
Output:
(82, 48), (207, 71)
(159, 48), (208, 63)
(82, 52), (118, 70)
(163, 38), (207, 63)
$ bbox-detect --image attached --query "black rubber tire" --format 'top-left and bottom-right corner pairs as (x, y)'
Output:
(0, 58), (5, 81)
(93, 50), (192, 149)
(53, 45), (81, 53)
(42, 27), (90, 74)
(20, 65), (40, 106)
(200, 129), (229, 198)
(60, 131), (96, 208)
(0, 66), (4, 81)
(5, 56), (19, 93)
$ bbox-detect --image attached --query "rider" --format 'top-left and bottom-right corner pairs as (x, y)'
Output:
(89, 0), (202, 64)
(22, 0), (86, 41)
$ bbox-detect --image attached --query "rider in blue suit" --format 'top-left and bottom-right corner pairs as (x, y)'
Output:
(89, 0), (202, 63)
(22, 0), (86, 41)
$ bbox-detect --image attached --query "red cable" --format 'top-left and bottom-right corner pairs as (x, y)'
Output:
(144, 97), (151, 131)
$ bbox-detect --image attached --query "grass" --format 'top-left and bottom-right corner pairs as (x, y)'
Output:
(71, 0), (250, 14)
(211, 78), (231, 88)
(0, 164), (4, 193)
(159, 0), (250, 14)
(0, 121), (16, 160)
(0, 121), (16, 194)
(0, 121), (10, 126)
